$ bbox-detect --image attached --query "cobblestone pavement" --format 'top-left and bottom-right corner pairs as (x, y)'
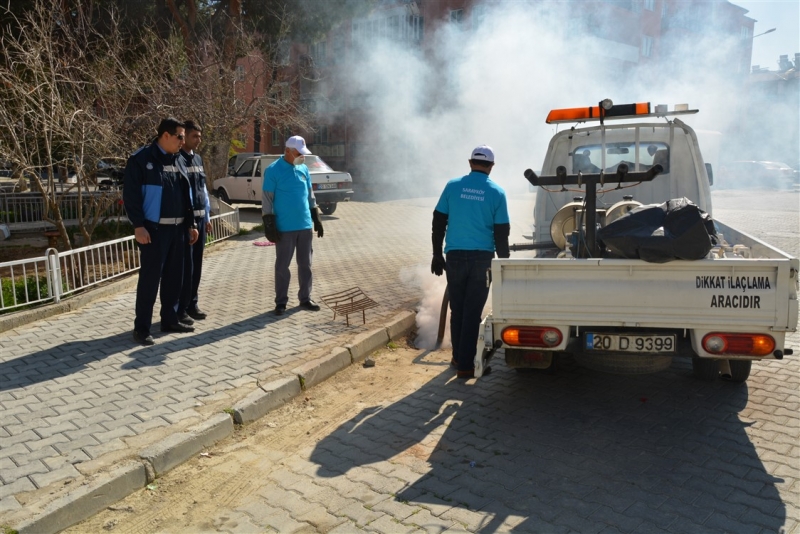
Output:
(0, 194), (534, 523)
(69, 188), (798, 533)
(2, 188), (799, 532)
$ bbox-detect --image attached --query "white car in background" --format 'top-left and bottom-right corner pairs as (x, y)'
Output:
(214, 154), (353, 215)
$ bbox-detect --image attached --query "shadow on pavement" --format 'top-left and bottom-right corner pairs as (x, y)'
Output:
(0, 332), (140, 391)
(123, 305), (355, 369)
(309, 355), (786, 532)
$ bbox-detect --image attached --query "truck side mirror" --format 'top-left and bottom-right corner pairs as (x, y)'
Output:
(705, 163), (714, 186)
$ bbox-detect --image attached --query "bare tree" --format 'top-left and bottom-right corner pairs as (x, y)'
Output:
(0, 2), (162, 247)
(0, 0), (313, 248)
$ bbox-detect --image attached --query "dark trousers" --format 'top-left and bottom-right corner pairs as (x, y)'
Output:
(274, 229), (313, 307)
(445, 250), (493, 372)
(179, 218), (206, 314)
(134, 222), (185, 334)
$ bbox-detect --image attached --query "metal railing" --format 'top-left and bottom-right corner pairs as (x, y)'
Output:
(0, 206), (239, 314)
(0, 191), (125, 231)
(0, 255), (53, 311)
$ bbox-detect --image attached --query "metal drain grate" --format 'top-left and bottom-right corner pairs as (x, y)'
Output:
(320, 287), (379, 326)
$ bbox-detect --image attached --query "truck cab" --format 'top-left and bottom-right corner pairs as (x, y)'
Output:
(533, 117), (712, 249)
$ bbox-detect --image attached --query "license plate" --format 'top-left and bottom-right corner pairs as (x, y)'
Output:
(586, 333), (675, 353)
(317, 183), (337, 190)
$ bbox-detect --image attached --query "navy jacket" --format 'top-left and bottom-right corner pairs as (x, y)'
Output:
(180, 150), (211, 224)
(123, 143), (195, 228)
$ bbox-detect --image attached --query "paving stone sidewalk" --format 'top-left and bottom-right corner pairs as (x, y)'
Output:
(0, 194), (535, 525)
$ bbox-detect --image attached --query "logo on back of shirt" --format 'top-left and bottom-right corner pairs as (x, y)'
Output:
(461, 187), (484, 201)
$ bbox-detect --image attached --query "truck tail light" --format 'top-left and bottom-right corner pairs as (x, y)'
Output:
(702, 333), (775, 356)
(502, 327), (562, 348)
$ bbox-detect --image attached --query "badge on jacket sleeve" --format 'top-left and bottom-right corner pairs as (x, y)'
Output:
(146, 163), (153, 170)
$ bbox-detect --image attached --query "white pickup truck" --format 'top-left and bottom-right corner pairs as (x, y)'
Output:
(476, 101), (798, 383)
(213, 154), (353, 215)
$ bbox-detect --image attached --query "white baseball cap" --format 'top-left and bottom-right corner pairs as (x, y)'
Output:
(285, 135), (311, 155)
(471, 145), (495, 163)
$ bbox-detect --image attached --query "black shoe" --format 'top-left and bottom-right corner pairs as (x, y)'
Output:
(178, 312), (194, 325)
(187, 307), (207, 320)
(161, 322), (195, 333)
(274, 305), (286, 316)
(299, 300), (321, 311)
(133, 331), (155, 346)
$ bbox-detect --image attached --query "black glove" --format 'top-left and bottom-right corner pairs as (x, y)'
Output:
(310, 208), (324, 238)
(431, 210), (447, 276)
(494, 223), (511, 259)
(262, 214), (280, 242)
(431, 254), (446, 276)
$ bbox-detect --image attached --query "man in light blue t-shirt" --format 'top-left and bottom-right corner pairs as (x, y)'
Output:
(261, 135), (324, 315)
(431, 145), (510, 379)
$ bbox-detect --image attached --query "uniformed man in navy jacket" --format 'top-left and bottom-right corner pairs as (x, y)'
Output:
(123, 118), (199, 345)
(176, 120), (212, 324)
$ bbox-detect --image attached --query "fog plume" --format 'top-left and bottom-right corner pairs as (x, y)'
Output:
(344, 1), (780, 197)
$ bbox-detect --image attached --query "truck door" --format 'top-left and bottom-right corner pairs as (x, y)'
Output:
(247, 159), (262, 202)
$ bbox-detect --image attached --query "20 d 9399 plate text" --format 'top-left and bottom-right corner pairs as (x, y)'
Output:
(585, 333), (676, 353)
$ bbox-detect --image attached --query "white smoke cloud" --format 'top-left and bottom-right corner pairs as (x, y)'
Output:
(342, 1), (787, 197)
(399, 264), (450, 350)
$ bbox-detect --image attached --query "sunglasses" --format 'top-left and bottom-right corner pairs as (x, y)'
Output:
(173, 133), (185, 140)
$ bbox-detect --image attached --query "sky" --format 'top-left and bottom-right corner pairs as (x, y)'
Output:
(734, 0), (800, 70)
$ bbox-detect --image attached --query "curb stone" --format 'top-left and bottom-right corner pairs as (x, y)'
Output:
(14, 461), (146, 534)
(139, 412), (234, 478)
(4, 309), (416, 533)
(232, 375), (302, 426)
(346, 328), (391, 363)
(385, 310), (416, 340)
(293, 347), (352, 391)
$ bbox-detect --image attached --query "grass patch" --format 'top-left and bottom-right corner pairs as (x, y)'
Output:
(0, 276), (50, 314)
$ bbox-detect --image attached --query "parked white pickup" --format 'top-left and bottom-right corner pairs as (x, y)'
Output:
(214, 154), (353, 215)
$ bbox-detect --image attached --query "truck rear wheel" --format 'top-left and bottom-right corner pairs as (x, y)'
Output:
(320, 203), (337, 215)
(725, 360), (752, 383)
(692, 357), (719, 381)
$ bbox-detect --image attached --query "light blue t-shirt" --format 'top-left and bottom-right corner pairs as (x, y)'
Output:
(434, 171), (510, 253)
(263, 158), (313, 232)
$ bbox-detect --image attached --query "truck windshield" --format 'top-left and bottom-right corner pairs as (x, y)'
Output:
(573, 142), (670, 174)
(304, 155), (334, 172)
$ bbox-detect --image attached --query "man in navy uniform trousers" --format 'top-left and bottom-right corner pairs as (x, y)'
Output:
(176, 120), (212, 324)
(261, 135), (324, 316)
(123, 117), (199, 346)
(431, 145), (510, 378)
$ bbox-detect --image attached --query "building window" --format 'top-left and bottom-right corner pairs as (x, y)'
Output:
(740, 26), (752, 40)
(331, 34), (344, 64)
(631, 0), (642, 13)
(313, 126), (329, 145)
(271, 129), (280, 146)
(450, 9), (463, 24)
(277, 40), (290, 66)
(235, 65), (245, 81)
(661, 1), (667, 17)
(644, 0), (655, 11)
(352, 14), (423, 46)
(641, 35), (653, 57)
(310, 41), (327, 66)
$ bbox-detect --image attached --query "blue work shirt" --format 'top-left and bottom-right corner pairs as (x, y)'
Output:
(262, 157), (313, 232)
(434, 171), (509, 253)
